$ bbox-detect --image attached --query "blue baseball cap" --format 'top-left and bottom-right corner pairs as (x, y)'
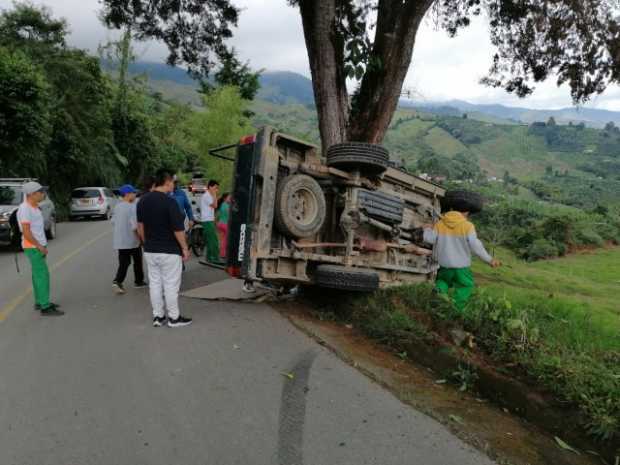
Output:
(119, 184), (137, 195)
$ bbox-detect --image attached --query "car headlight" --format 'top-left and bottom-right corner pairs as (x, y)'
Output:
(0, 211), (12, 221)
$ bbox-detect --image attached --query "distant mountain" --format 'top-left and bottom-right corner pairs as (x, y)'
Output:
(404, 99), (620, 129)
(110, 60), (620, 128)
(102, 60), (198, 86)
(256, 71), (315, 105)
(105, 60), (316, 106)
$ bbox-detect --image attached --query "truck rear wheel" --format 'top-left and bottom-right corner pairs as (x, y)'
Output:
(274, 174), (327, 239)
(314, 265), (380, 292)
(326, 143), (389, 175)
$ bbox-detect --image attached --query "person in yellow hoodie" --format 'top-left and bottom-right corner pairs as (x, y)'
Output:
(423, 195), (500, 310)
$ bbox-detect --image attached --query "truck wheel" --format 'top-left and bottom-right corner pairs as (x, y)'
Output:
(326, 143), (389, 175)
(441, 190), (484, 214)
(275, 174), (327, 239)
(314, 265), (380, 292)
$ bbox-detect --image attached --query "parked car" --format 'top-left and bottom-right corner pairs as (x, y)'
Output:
(70, 187), (117, 221)
(0, 178), (57, 247)
(216, 127), (445, 292)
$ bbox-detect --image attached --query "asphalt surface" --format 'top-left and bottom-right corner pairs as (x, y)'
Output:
(0, 221), (496, 465)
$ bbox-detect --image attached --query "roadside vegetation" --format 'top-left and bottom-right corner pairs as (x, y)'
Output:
(0, 3), (254, 216)
(317, 247), (620, 447)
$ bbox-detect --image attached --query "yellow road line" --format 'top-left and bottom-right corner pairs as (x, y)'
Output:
(0, 229), (111, 322)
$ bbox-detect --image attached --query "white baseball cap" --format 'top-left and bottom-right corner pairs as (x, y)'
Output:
(23, 181), (44, 195)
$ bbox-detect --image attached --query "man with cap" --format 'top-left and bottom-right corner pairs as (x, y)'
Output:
(112, 184), (147, 294)
(17, 181), (64, 316)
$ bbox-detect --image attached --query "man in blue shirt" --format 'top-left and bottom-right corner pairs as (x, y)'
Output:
(171, 178), (194, 229)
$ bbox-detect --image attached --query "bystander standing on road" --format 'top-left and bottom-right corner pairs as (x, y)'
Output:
(137, 170), (192, 328)
(112, 184), (147, 294)
(171, 178), (195, 230)
(216, 192), (231, 260)
(17, 182), (64, 316)
(200, 180), (222, 265)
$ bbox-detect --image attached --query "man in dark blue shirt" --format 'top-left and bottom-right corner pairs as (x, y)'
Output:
(137, 170), (192, 328)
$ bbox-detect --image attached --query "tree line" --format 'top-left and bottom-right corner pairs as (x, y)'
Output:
(0, 3), (258, 215)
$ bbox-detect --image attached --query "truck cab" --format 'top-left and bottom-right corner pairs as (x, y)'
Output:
(220, 127), (445, 292)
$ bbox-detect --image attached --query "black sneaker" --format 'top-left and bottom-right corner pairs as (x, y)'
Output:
(167, 316), (193, 328)
(153, 316), (166, 327)
(134, 282), (148, 289)
(41, 304), (64, 316)
(113, 282), (126, 294)
(34, 302), (61, 311)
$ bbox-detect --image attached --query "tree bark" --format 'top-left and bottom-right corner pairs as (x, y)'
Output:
(348, 0), (435, 143)
(298, 0), (350, 153)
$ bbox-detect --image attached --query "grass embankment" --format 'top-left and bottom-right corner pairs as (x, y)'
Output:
(328, 248), (620, 446)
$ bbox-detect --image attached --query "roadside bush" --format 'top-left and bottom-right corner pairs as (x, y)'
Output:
(342, 285), (620, 443)
(521, 239), (560, 261)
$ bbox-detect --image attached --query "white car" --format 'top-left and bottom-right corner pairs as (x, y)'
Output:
(69, 187), (118, 221)
(0, 178), (57, 247)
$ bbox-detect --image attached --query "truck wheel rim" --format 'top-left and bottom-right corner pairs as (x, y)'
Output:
(291, 188), (318, 226)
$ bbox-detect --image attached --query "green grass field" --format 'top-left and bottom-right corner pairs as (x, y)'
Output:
(474, 247), (620, 351)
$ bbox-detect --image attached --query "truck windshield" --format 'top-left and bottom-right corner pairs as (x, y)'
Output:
(0, 186), (22, 205)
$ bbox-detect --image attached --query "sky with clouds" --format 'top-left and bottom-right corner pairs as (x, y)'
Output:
(3, 0), (620, 111)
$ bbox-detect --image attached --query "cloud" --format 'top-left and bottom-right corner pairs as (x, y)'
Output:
(2, 0), (620, 111)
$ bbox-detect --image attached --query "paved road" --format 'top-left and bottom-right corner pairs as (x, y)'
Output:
(0, 221), (495, 465)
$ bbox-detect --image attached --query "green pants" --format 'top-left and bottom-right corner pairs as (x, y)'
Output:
(24, 248), (50, 309)
(202, 221), (220, 262)
(436, 267), (475, 311)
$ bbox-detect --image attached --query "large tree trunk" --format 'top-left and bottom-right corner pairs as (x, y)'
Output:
(298, 0), (350, 153)
(348, 0), (435, 143)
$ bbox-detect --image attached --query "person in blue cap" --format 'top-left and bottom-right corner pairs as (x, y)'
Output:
(112, 184), (147, 294)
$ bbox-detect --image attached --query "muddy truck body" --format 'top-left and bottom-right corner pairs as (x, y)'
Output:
(213, 127), (445, 292)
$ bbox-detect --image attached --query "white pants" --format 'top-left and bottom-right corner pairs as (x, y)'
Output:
(144, 252), (182, 320)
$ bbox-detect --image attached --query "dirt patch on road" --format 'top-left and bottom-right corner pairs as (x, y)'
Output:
(275, 302), (603, 465)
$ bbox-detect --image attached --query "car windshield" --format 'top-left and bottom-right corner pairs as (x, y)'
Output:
(72, 189), (100, 199)
(0, 186), (22, 205)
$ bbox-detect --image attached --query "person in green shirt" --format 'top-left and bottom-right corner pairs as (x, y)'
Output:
(216, 193), (231, 260)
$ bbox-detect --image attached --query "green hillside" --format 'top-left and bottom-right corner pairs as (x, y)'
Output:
(251, 102), (620, 183)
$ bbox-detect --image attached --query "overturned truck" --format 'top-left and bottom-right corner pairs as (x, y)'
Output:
(214, 127), (445, 292)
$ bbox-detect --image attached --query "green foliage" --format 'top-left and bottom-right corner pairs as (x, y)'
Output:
(0, 46), (51, 176)
(200, 48), (262, 102)
(0, 3), (194, 215)
(184, 86), (253, 190)
(334, 247), (620, 443)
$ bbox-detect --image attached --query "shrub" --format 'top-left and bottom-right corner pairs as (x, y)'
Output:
(522, 239), (560, 260)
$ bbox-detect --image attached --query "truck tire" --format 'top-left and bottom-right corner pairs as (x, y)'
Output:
(326, 143), (389, 175)
(441, 190), (484, 214)
(314, 265), (380, 292)
(274, 174), (327, 238)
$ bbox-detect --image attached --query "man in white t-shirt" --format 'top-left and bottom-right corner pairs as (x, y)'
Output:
(17, 182), (64, 316)
(200, 180), (221, 264)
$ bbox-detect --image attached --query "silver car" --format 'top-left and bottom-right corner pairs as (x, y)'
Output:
(69, 187), (117, 221)
(0, 178), (57, 247)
